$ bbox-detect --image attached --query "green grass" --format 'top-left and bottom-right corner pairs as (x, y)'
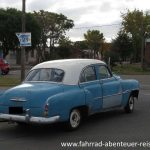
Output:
(112, 64), (150, 75)
(0, 76), (21, 87)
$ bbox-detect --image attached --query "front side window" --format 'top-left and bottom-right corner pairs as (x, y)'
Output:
(98, 65), (111, 79)
(80, 66), (96, 83)
(25, 68), (64, 82)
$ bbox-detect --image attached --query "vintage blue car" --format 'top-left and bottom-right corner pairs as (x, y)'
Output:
(0, 59), (139, 130)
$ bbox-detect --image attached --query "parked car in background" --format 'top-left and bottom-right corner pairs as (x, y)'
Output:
(0, 59), (139, 130)
(0, 58), (10, 75)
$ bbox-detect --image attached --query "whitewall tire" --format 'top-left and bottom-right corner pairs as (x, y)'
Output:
(125, 95), (134, 113)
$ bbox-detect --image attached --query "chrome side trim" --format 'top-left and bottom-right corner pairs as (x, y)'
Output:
(10, 98), (27, 102)
(0, 114), (60, 124)
(79, 80), (100, 85)
(122, 90), (130, 94)
(103, 93), (122, 98)
(94, 96), (103, 100)
(100, 76), (114, 81)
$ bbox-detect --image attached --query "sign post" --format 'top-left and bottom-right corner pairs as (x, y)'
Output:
(16, 33), (31, 47)
(16, 32), (32, 81)
(16, 1), (31, 81)
(21, 0), (26, 81)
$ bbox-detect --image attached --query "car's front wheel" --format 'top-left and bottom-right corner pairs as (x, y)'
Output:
(67, 109), (81, 130)
(124, 95), (134, 113)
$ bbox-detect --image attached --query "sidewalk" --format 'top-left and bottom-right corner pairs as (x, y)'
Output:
(10, 64), (33, 70)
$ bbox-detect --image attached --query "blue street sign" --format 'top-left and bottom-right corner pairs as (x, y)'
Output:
(16, 32), (31, 46)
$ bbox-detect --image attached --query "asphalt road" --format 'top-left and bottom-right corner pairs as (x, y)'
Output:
(0, 75), (150, 150)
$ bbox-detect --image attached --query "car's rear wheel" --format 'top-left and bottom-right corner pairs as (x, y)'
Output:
(2, 68), (9, 75)
(67, 109), (81, 130)
(5, 68), (9, 75)
(124, 95), (134, 113)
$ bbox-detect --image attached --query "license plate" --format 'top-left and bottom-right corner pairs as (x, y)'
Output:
(9, 107), (23, 114)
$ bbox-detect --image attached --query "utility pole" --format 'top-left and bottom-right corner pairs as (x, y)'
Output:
(141, 15), (146, 70)
(141, 25), (144, 70)
(21, 0), (26, 81)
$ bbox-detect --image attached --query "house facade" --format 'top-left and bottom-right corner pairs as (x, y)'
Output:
(145, 39), (150, 66)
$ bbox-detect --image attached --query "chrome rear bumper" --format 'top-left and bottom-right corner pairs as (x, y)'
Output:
(0, 113), (60, 124)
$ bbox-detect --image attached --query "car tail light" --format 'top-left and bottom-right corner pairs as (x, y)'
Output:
(44, 104), (49, 117)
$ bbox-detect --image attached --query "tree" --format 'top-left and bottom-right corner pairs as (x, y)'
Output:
(104, 49), (120, 68)
(0, 8), (21, 58)
(121, 9), (150, 62)
(84, 30), (104, 59)
(34, 10), (74, 61)
(111, 31), (133, 62)
(73, 40), (88, 50)
(56, 36), (73, 59)
(0, 8), (41, 62)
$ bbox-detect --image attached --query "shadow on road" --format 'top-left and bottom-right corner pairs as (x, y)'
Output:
(0, 109), (137, 139)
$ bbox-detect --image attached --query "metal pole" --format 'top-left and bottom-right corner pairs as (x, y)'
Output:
(141, 17), (144, 70)
(141, 35), (144, 69)
(21, 0), (26, 81)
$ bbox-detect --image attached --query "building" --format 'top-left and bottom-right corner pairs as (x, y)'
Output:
(6, 50), (37, 65)
(145, 39), (150, 66)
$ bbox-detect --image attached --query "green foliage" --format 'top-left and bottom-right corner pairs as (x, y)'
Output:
(0, 8), (21, 58)
(121, 9), (150, 62)
(0, 8), (41, 59)
(74, 40), (88, 50)
(34, 10), (74, 61)
(113, 64), (150, 75)
(57, 36), (72, 58)
(84, 30), (104, 58)
(111, 31), (133, 62)
(26, 13), (41, 49)
(104, 49), (120, 68)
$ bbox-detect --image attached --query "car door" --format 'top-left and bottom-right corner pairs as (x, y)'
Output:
(79, 65), (103, 113)
(98, 65), (122, 109)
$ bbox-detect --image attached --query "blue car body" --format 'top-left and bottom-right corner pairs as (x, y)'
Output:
(0, 59), (139, 126)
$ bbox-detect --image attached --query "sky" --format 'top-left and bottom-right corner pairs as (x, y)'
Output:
(0, 0), (150, 42)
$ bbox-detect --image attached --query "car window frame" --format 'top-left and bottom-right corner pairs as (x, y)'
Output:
(79, 65), (98, 84)
(97, 64), (113, 80)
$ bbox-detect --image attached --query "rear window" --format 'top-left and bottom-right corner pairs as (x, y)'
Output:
(25, 68), (64, 82)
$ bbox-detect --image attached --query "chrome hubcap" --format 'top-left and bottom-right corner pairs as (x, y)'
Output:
(129, 97), (134, 110)
(70, 110), (80, 128)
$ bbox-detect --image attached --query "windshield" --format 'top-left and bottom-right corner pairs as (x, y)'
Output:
(25, 68), (64, 82)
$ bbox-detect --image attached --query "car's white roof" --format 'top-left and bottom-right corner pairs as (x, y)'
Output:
(31, 59), (105, 85)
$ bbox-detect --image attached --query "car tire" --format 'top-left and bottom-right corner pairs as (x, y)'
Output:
(5, 68), (9, 75)
(1, 70), (5, 75)
(124, 95), (134, 113)
(66, 109), (81, 131)
(16, 122), (29, 128)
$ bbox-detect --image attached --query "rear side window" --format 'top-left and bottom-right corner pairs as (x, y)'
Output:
(80, 66), (96, 83)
